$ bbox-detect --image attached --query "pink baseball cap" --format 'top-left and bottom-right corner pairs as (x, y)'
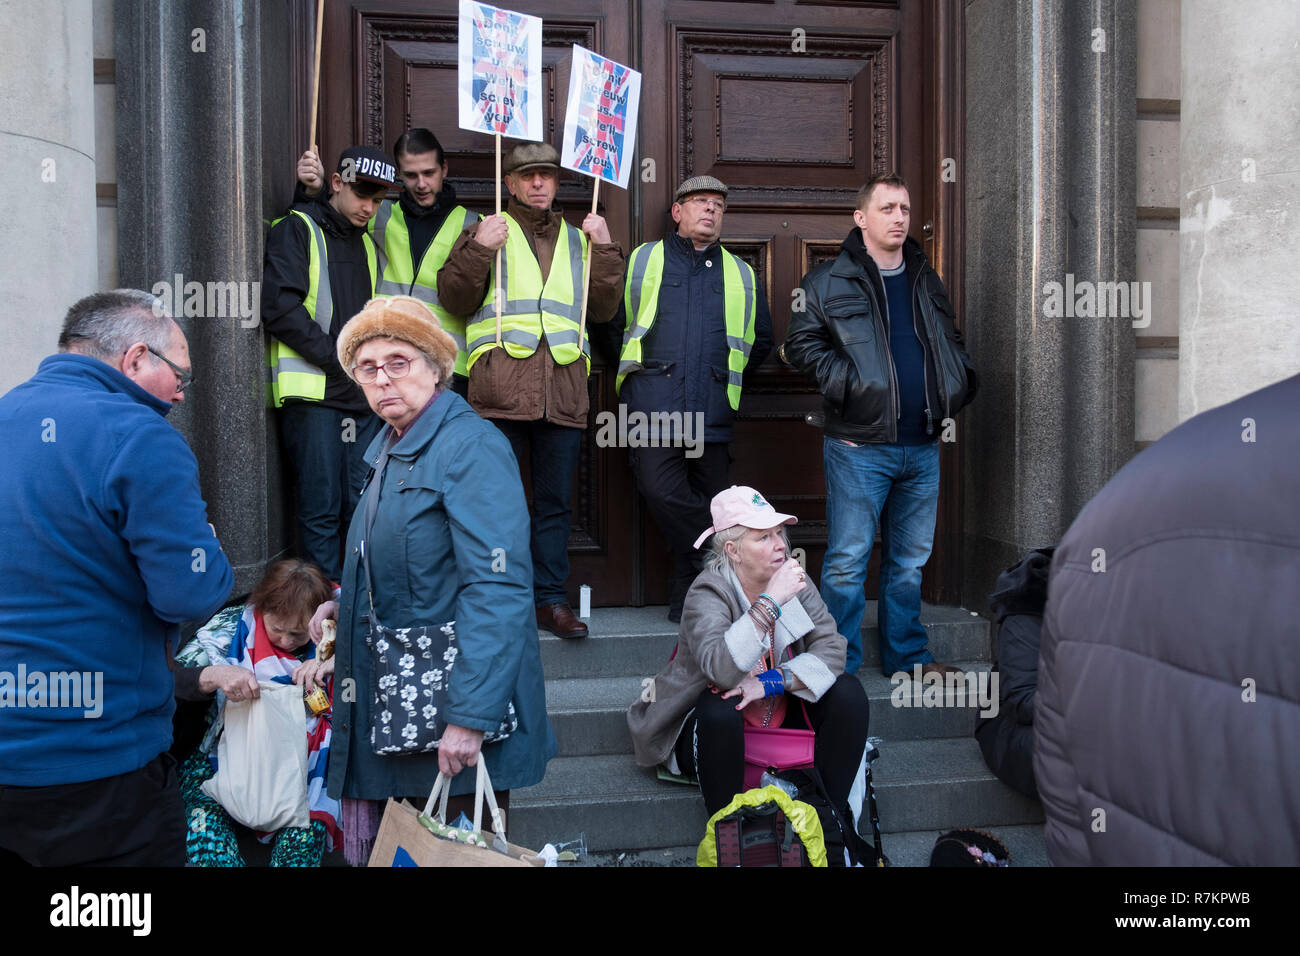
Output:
(693, 485), (798, 550)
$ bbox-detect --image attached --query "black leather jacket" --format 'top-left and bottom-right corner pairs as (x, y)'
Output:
(784, 232), (977, 443)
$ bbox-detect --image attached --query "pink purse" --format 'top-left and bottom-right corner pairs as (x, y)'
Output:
(742, 700), (815, 790)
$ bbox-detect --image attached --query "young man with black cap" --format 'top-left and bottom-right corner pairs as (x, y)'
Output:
(262, 144), (397, 581)
(437, 142), (625, 639)
(596, 176), (772, 623)
(297, 129), (479, 392)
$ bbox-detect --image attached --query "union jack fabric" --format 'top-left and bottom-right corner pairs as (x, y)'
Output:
(218, 605), (342, 851)
(467, 2), (535, 137)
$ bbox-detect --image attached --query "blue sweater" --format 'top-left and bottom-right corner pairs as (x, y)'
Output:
(881, 262), (931, 445)
(0, 355), (233, 785)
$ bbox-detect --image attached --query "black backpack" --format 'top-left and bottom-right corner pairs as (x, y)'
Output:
(777, 761), (889, 868)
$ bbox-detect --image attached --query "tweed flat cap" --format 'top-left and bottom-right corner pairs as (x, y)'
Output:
(674, 175), (729, 202)
(337, 295), (458, 385)
(503, 142), (561, 175)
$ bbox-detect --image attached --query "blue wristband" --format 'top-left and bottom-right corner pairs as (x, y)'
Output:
(757, 668), (784, 698)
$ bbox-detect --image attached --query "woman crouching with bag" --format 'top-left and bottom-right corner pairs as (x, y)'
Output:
(628, 486), (869, 819)
(314, 296), (556, 866)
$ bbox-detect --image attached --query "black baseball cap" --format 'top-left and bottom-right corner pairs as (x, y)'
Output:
(336, 145), (399, 191)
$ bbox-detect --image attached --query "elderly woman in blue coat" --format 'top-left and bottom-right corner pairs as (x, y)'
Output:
(304, 294), (556, 865)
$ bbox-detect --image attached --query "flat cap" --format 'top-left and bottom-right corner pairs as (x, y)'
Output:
(674, 175), (729, 202)
(503, 142), (560, 175)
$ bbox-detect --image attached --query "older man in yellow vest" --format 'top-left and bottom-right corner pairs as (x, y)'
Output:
(438, 142), (625, 638)
(594, 175), (772, 622)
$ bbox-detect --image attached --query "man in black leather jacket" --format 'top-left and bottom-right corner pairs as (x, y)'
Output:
(784, 173), (976, 677)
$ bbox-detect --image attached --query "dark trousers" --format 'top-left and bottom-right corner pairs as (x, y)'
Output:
(675, 673), (870, 818)
(280, 403), (385, 581)
(490, 418), (582, 606)
(0, 753), (186, 866)
(630, 443), (731, 612)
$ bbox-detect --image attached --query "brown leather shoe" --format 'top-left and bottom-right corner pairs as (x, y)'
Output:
(537, 602), (588, 639)
(919, 660), (964, 679)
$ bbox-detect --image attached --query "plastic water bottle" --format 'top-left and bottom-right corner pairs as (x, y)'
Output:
(760, 772), (799, 798)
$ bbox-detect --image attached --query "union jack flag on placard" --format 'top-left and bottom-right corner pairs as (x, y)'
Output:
(458, 1), (543, 141)
(561, 45), (642, 189)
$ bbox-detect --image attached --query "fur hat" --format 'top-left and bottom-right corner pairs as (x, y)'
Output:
(336, 295), (458, 385)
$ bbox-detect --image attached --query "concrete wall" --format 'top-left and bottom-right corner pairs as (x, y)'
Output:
(1134, 0), (1180, 447)
(1179, 1), (1300, 418)
(0, 0), (99, 395)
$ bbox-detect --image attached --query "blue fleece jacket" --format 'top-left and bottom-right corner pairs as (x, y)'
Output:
(0, 355), (233, 785)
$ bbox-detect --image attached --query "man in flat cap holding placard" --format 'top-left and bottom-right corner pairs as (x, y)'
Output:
(438, 142), (625, 639)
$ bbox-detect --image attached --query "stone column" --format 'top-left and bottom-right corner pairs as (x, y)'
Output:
(0, 0), (98, 395)
(962, 0), (1137, 609)
(116, 0), (299, 597)
(1179, 1), (1300, 420)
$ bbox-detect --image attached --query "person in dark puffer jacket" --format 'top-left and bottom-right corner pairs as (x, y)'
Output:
(1035, 373), (1300, 866)
(975, 547), (1054, 801)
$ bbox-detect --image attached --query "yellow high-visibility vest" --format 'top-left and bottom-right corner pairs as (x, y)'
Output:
(465, 215), (589, 372)
(617, 240), (757, 409)
(267, 209), (378, 407)
(370, 200), (479, 377)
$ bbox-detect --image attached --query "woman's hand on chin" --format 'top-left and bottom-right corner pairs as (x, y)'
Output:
(763, 558), (807, 606)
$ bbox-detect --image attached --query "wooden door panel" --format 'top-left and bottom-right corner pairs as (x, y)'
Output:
(310, 0), (961, 607)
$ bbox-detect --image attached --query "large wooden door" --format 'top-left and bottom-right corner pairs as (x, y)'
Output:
(635, 0), (963, 605)
(305, 0), (962, 607)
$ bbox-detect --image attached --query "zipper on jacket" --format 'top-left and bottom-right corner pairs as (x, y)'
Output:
(910, 264), (934, 436)
(916, 265), (954, 422)
(862, 273), (899, 443)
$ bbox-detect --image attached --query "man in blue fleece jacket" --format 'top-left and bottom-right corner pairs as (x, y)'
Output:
(0, 290), (233, 866)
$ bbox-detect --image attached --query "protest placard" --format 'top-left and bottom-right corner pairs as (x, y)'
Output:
(560, 44), (642, 189)
(457, 0), (543, 141)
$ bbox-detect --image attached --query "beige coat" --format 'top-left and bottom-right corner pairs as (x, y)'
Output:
(627, 565), (846, 767)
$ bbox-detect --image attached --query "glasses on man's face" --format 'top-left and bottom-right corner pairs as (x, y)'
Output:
(146, 346), (194, 391)
(353, 356), (419, 384)
(684, 196), (726, 212)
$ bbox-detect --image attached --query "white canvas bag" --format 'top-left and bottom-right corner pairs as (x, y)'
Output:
(201, 681), (309, 831)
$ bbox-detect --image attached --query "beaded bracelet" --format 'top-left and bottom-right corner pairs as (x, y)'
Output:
(758, 593), (783, 619)
(756, 668), (785, 698)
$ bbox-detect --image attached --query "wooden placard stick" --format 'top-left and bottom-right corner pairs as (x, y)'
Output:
(577, 178), (600, 355)
(308, 0), (325, 157)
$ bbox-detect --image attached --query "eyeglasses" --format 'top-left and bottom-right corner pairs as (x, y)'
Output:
(353, 356), (422, 384)
(146, 346), (194, 391)
(682, 196), (726, 211)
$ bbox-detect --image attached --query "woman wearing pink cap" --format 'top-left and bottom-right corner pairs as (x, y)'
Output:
(627, 485), (870, 818)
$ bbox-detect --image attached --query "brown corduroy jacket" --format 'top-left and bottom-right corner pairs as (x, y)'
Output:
(437, 198), (625, 428)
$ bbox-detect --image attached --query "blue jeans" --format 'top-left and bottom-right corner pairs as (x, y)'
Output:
(820, 438), (940, 676)
(280, 403), (385, 581)
(491, 418), (582, 606)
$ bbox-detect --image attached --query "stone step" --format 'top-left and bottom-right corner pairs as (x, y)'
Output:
(509, 736), (1043, 853)
(573, 823), (1050, 867)
(546, 661), (993, 757)
(539, 603), (992, 681)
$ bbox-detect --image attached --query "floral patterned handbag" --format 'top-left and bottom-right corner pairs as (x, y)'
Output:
(365, 615), (517, 756)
